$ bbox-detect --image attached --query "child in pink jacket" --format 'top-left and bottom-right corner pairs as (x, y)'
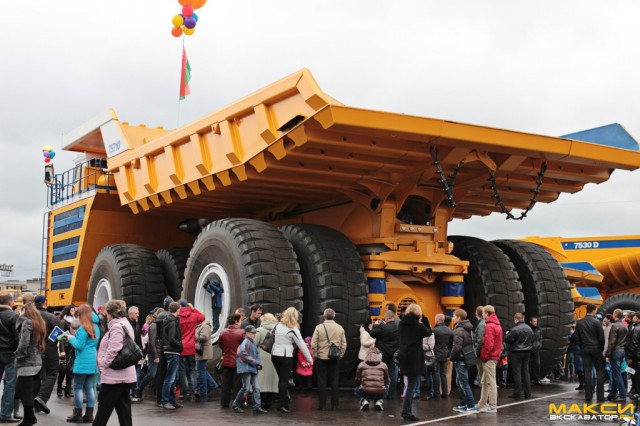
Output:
(296, 337), (313, 390)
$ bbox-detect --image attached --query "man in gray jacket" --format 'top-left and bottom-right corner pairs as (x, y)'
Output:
(605, 309), (628, 401)
(473, 306), (485, 386)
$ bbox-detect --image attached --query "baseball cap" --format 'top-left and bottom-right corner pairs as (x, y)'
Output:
(245, 325), (257, 334)
(179, 298), (189, 307)
(34, 295), (46, 304)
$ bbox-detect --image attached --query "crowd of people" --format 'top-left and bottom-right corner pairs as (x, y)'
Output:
(2, 291), (639, 425)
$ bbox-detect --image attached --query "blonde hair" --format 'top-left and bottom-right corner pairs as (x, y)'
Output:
(405, 303), (422, 317)
(281, 307), (300, 328)
(483, 305), (495, 315)
(261, 313), (276, 324)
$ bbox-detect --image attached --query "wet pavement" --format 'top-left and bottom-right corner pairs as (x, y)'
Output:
(3, 381), (634, 425)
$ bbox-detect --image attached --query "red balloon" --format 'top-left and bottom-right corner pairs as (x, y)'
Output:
(44, 157), (51, 163)
(182, 4), (194, 17)
(171, 26), (183, 37)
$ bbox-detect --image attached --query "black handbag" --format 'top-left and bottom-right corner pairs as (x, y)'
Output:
(259, 324), (277, 353)
(110, 325), (143, 370)
(424, 346), (435, 372)
(322, 324), (341, 360)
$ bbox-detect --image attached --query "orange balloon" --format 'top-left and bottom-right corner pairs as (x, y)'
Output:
(171, 26), (183, 37)
(178, 0), (207, 10)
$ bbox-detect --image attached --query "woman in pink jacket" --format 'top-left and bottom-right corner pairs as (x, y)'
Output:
(93, 300), (137, 426)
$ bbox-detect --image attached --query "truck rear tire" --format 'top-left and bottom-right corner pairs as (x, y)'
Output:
(281, 224), (369, 378)
(182, 219), (303, 344)
(449, 236), (524, 332)
(597, 293), (640, 315)
(493, 239), (574, 375)
(156, 248), (190, 300)
(88, 244), (166, 316)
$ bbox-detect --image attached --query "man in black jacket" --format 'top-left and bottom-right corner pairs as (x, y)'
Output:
(432, 313), (453, 398)
(0, 294), (19, 422)
(367, 308), (399, 399)
(626, 312), (640, 397)
(504, 312), (534, 399)
(529, 317), (543, 385)
(34, 295), (61, 415)
(160, 302), (184, 410)
(575, 303), (605, 403)
(449, 309), (476, 412)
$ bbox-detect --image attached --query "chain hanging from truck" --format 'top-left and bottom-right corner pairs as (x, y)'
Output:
(489, 161), (547, 220)
(429, 145), (465, 208)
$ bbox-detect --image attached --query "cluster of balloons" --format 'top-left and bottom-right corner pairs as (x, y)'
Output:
(42, 145), (56, 163)
(171, 0), (207, 37)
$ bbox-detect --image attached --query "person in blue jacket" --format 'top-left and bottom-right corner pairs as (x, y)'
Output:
(63, 304), (100, 423)
(232, 325), (267, 414)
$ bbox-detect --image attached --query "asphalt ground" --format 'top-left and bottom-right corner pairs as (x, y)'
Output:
(2, 380), (635, 425)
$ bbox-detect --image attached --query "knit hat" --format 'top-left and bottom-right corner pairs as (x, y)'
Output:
(34, 295), (46, 304)
(163, 296), (174, 310)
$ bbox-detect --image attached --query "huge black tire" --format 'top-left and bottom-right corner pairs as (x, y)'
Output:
(598, 293), (640, 315)
(493, 240), (574, 375)
(156, 248), (190, 300)
(182, 219), (303, 343)
(281, 224), (369, 378)
(449, 236), (524, 333)
(88, 244), (166, 316)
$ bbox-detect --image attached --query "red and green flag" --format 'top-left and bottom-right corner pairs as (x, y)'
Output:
(179, 48), (191, 100)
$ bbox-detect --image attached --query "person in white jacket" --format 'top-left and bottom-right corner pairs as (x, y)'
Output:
(270, 307), (312, 414)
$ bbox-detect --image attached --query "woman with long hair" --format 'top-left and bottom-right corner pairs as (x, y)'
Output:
(57, 304), (76, 398)
(64, 304), (100, 423)
(270, 307), (312, 413)
(14, 302), (46, 426)
(93, 300), (137, 426)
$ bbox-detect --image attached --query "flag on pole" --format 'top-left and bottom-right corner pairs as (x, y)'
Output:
(179, 48), (191, 100)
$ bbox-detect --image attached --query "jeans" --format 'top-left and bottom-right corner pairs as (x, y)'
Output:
(478, 360), (498, 409)
(316, 358), (340, 410)
(0, 351), (17, 419)
(401, 375), (419, 416)
(509, 351), (531, 398)
(271, 355), (293, 409)
(386, 360), (399, 399)
(196, 360), (218, 395)
(179, 355), (197, 396)
(605, 361), (612, 392)
(433, 360), (448, 396)
(92, 382), (132, 426)
(73, 373), (96, 409)
(161, 354), (180, 404)
(354, 385), (387, 402)
(454, 361), (475, 408)
(138, 360), (158, 393)
(233, 373), (261, 410)
(610, 351), (626, 398)
(424, 369), (435, 397)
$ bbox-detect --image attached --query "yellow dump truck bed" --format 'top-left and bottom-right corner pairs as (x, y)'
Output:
(63, 69), (640, 220)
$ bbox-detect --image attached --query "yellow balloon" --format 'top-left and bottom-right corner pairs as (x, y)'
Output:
(43, 145), (53, 152)
(172, 14), (184, 27)
(184, 27), (195, 36)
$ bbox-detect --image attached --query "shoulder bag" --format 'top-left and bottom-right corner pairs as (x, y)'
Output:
(110, 324), (144, 370)
(461, 343), (477, 368)
(259, 323), (277, 354)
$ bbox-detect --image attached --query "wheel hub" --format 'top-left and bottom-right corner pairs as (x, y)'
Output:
(94, 278), (113, 308)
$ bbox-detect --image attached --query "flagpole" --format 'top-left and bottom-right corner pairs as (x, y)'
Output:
(176, 36), (185, 128)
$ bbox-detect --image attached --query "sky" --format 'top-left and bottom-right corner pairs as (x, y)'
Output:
(1, 1), (639, 280)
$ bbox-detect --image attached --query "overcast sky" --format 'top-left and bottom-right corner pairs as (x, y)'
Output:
(1, 1), (639, 281)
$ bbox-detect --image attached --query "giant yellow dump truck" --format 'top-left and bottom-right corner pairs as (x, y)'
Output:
(42, 69), (640, 375)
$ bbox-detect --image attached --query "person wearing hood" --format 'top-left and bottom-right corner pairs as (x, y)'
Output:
(64, 304), (100, 423)
(477, 305), (502, 413)
(504, 312), (534, 400)
(177, 299), (205, 399)
(355, 347), (389, 412)
(449, 309), (476, 413)
(398, 303), (432, 421)
(194, 319), (218, 400)
(154, 296), (174, 405)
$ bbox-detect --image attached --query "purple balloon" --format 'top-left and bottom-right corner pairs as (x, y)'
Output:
(184, 16), (196, 29)
(43, 151), (50, 158)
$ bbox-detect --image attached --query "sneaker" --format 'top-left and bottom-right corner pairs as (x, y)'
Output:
(173, 401), (184, 408)
(374, 400), (383, 411)
(360, 399), (369, 411)
(466, 406), (478, 412)
(161, 403), (176, 410)
(233, 406), (244, 413)
(452, 405), (467, 412)
(479, 406), (496, 413)
(34, 397), (50, 414)
(131, 397), (142, 403)
(540, 377), (551, 383)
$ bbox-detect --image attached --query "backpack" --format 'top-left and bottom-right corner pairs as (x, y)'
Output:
(322, 324), (341, 361)
(259, 324), (277, 353)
